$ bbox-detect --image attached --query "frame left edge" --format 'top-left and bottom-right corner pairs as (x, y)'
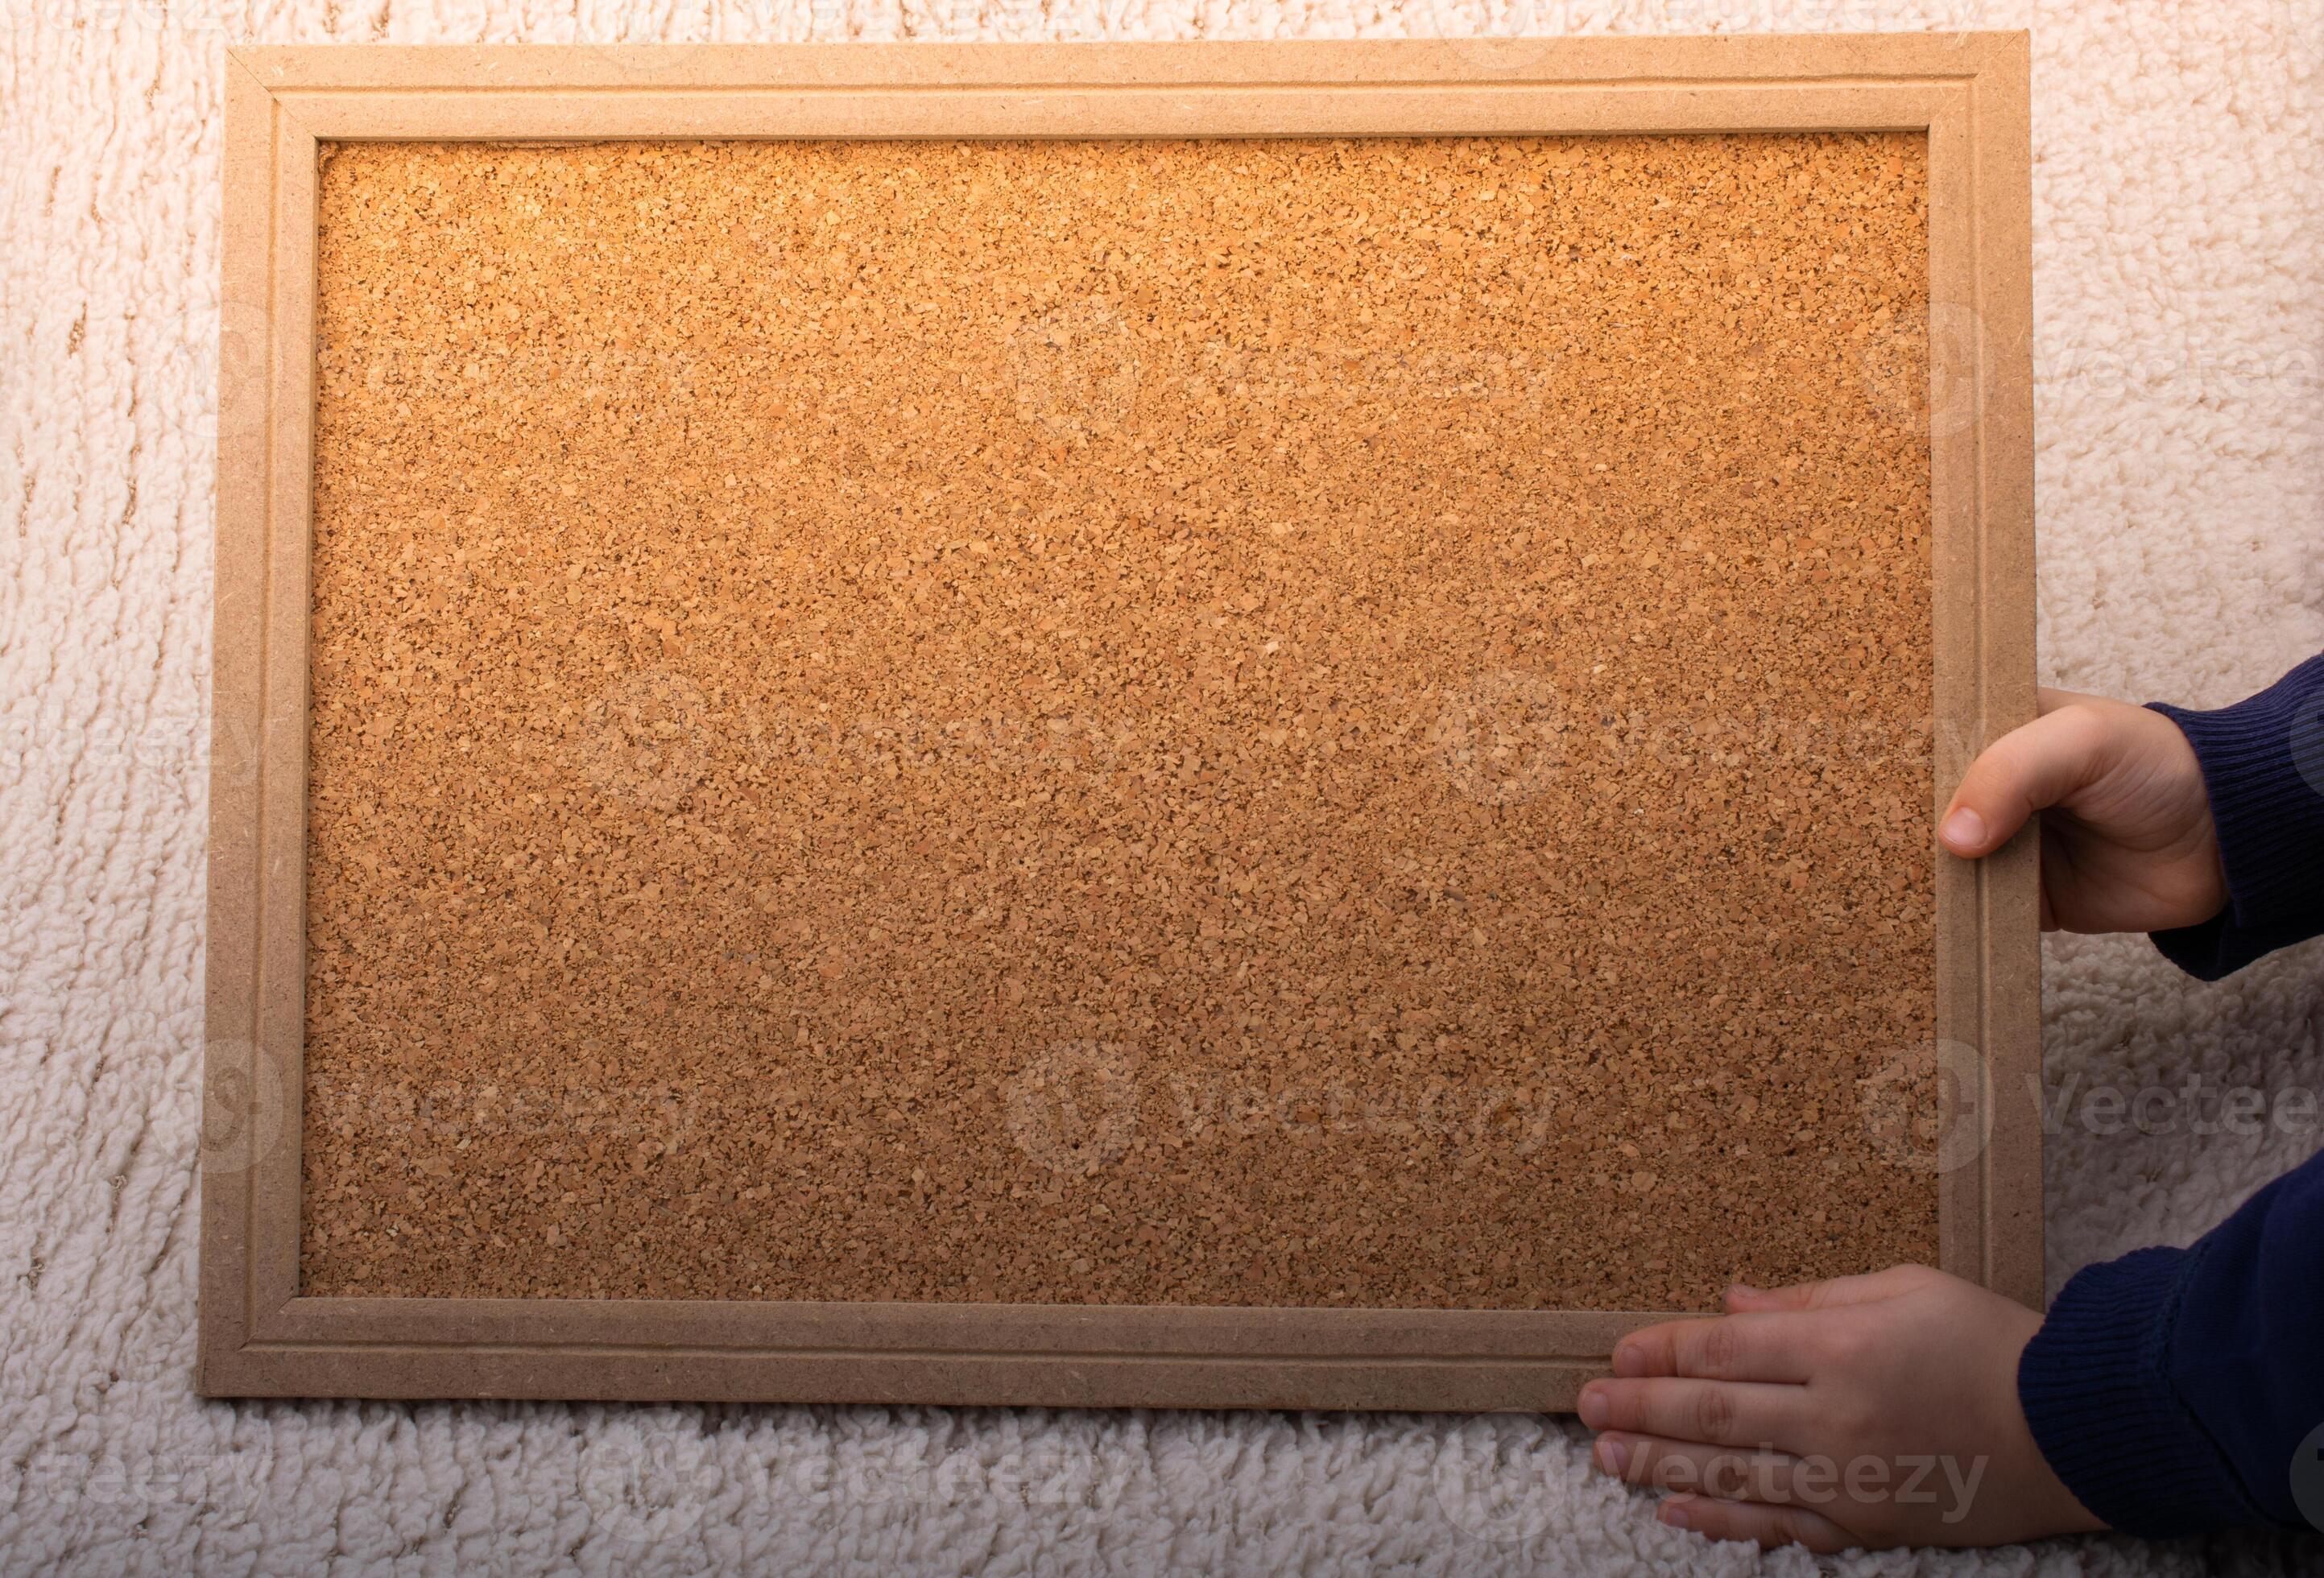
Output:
(199, 50), (280, 1396)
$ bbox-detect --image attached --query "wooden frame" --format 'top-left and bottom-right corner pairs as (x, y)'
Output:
(204, 35), (2038, 1407)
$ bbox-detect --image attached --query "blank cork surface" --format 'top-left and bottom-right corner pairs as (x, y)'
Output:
(302, 132), (1937, 1310)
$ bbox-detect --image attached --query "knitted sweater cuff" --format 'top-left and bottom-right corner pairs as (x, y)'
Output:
(2145, 655), (2324, 979)
(2018, 1245), (2267, 1537)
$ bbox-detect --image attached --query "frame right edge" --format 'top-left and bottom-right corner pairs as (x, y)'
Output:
(1970, 32), (2044, 1311)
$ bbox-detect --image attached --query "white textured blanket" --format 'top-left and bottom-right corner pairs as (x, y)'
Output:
(3, 1), (2319, 1572)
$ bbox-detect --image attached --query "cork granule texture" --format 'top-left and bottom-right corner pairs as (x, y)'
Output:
(302, 134), (1937, 1308)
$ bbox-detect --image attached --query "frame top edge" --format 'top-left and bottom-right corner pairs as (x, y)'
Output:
(229, 33), (2026, 93)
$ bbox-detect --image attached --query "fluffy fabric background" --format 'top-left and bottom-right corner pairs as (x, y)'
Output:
(2, 0), (2318, 1572)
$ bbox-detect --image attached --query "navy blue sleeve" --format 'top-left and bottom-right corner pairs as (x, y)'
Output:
(2018, 1146), (2324, 1537)
(2145, 654), (2324, 980)
(2014, 655), (2324, 1536)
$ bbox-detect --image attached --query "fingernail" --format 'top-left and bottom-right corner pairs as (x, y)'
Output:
(1578, 1386), (1609, 1430)
(1660, 1497), (1695, 1530)
(1940, 808), (1984, 853)
(1593, 1436), (1629, 1477)
(1611, 1344), (1646, 1378)
(1728, 1281), (1761, 1299)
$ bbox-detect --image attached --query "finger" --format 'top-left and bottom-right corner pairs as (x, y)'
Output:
(1721, 1265), (1925, 1313)
(1657, 1493), (1856, 1554)
(1578, 1378), (1812, 1452)
(1610, 1313), (1818, 1382)
(1938, 705), (2115, 857)
(1591, 1431), (1805, 1506)
(2037, 821), (2065, 930)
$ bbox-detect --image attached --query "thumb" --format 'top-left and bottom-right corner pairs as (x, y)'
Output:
(1723, 1266), (1922, 1312)
(1938, 704), (2110, 858)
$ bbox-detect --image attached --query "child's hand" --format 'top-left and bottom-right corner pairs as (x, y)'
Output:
(1937, 687), (2224, 933)
(1578, 691), (2223, 1548)
(1579, 1265), (2105, 1550)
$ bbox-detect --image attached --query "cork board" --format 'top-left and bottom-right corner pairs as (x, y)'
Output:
(205, 37), (2038, 1408)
